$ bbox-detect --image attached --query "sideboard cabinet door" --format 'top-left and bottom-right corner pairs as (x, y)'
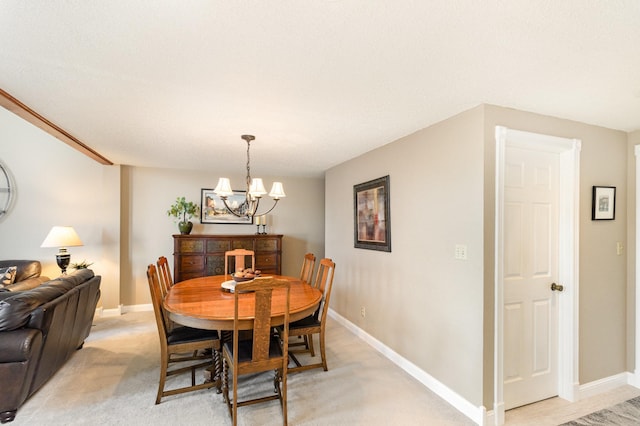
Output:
(173, 234), (283, 283)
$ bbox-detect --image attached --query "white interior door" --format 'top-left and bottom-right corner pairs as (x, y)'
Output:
(495, 126), (580, 425)
(503, 145), (560, 409)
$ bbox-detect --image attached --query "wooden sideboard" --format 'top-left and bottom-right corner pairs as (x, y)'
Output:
(172, 234), (283, 283)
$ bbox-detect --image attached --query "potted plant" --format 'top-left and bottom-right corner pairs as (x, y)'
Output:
(70, 260), (94, 270)
(167, 196), (200, 235)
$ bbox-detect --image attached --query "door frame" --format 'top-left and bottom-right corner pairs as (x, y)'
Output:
(635, 145), (640, 388)
(494, 126), (581, 424)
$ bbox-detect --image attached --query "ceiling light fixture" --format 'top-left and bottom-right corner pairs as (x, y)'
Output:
(213, 134), (285, 219)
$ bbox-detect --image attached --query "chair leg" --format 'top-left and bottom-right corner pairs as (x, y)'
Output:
(213, 349), (222, 393)
(232, 360), (238, 426)
(281, 367), (288, 426)
(222, 357), (230, 404)
(307, 334), (315, 357)
(156, 350), (169, 404)
(319, 328), (328, 371)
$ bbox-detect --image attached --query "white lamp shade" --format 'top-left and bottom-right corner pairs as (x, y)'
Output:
(269, 182), (286, 199)
(213, 178), (234, 197)
(41, 226), (84, 248)
(248, 178), (267, 197)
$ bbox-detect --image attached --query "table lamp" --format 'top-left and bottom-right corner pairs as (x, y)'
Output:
(41, 226), (83, 274)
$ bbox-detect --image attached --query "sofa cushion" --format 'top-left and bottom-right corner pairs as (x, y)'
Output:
(0, 260), (42, 282)
(0, 266), (17, 287)
(0, 269), (95, 332)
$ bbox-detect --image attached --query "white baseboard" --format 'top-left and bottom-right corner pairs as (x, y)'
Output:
(578, 372), (634, 400)
(95, 304), (122, 317)
(122, 303), (153, 313)
(328, 308), (486, 425)
(95, 303), (152, 317)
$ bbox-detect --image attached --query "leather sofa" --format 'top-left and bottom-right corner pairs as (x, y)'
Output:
(0, 260), (50, 292)
(0, 269), (101, 423)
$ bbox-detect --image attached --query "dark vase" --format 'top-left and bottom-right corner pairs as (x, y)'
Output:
(178, 221), (193, 235)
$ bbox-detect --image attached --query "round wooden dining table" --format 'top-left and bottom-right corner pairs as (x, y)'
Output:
(163, 274), (322, 331)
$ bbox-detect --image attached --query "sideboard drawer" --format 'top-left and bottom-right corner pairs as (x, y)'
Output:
(232, 239), (254, 250)
(256, 254), (277, 267)
(180, 255), (204, 272)
(207, 239), (231, 252)
(256, 238), (279, 251)
(178, 240), (204, 253)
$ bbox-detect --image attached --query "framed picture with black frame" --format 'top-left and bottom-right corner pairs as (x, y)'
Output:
(353, 175), (391, 252)
(591, 186), (616, 220)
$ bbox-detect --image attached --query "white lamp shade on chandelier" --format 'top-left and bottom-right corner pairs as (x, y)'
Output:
(213, 178), (286, 200)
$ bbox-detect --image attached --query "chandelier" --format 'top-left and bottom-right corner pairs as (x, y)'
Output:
(213, 134), (286, 218)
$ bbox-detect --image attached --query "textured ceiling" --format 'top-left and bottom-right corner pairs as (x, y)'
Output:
(1, 1), (639, 177)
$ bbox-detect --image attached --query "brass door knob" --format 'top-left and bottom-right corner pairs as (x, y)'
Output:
(551, 283), (564, 292)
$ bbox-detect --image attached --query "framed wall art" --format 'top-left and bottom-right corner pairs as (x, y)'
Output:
(353, 175), (391, 252)
(201, 188), (253, 224)
(591, 186), (616, 220)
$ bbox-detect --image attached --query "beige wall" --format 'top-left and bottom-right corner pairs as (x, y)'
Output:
(0, 107), (325, 310)
(121, 166), (325, 307)
(0, 107), (121, 309)
(326, 106), (486, 405)
(326, 103), (631, 411)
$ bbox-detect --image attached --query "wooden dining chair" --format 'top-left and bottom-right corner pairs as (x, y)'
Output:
(224, 249), (255, 276)
(222, 278), (290, 426)
(286, 258), (335, 373)
(157, 256), (173, 298)
(299, 252), (316, 284)
(146, 264), (221, 404)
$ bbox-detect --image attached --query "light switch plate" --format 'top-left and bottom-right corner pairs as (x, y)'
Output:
(455, 244), (468, 260)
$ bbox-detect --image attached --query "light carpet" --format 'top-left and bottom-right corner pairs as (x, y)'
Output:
(559, 396), (640, 426)
(11, 311), (474, 426)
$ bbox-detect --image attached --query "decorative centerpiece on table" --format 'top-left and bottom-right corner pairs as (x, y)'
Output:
(167, 196), (200, 235)
(232, 268), (262, 282)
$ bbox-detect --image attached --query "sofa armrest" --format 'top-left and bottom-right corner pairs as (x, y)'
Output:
(0, 328), (43, 422)
(6, 276), (50, 292)
(0, 328), (43, 362)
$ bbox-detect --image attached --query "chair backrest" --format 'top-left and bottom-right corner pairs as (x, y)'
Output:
(157, 256), (173, 298)
(224, 249), (255, 276)
(232, 278), (290, 365)
(313, 258), (336, 322)
(299, 253), (316, 284)
(146, 264), (172, 340)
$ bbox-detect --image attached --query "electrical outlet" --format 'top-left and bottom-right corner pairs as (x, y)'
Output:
(360, 306), (366, 318)
(455, 244), (468, 260)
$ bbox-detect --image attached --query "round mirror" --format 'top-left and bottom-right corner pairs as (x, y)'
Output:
(0, 161), (14, 220)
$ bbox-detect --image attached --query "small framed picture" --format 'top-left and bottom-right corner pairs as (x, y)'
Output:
(353, 175), (391, 252)
(201, 188), (253, 224)
(592, 186), (616, 220)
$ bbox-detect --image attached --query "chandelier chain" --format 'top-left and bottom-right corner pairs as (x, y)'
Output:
(246, 139), (252, 190)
